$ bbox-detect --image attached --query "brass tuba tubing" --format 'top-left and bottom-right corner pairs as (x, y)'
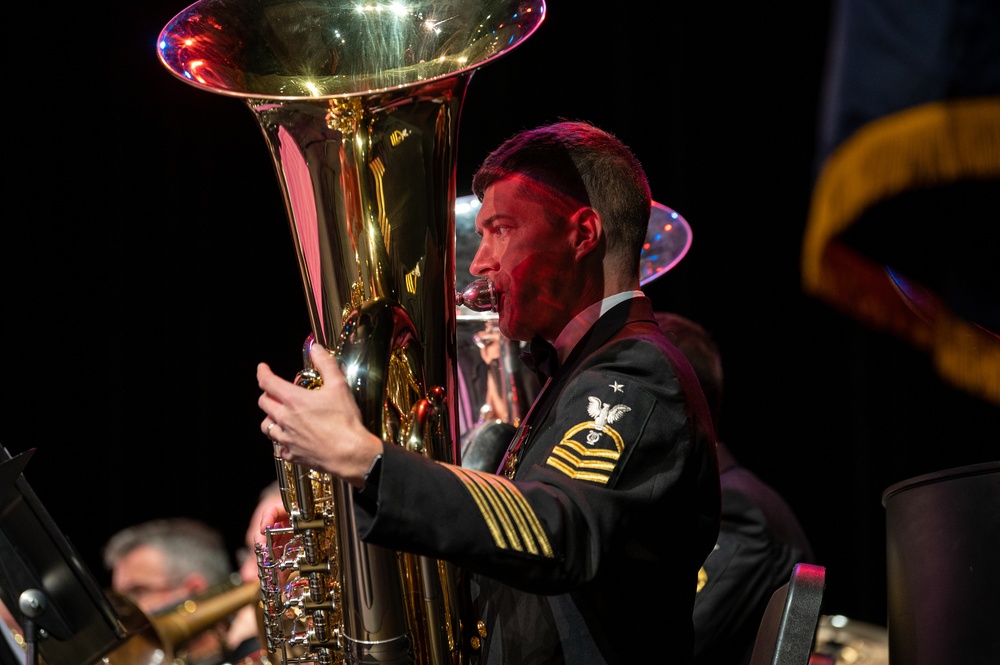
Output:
(150, 580), (262, 650)
(157, 2), (545, 663)
(99, 582), (265, 665)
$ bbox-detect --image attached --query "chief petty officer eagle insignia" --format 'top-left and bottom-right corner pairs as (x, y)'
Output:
(545, 389), (632, 485)
(585, 397), (631, 443)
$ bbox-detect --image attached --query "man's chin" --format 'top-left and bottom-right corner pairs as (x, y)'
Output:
(498, 318), (528, 343)
(496, 313), (512, 341)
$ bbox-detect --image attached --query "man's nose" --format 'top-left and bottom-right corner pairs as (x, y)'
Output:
(469, 242), (493, 276)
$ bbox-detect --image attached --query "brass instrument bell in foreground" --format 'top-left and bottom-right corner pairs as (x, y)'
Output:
(101, 582), (264, 665)
(156, 1), (546, 663)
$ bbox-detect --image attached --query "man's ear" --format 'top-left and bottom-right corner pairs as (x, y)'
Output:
(181, 572), (211, 597)
(568, 206), (603, 259)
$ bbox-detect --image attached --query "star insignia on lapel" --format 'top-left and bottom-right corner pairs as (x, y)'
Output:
(609, 381), (624, 393)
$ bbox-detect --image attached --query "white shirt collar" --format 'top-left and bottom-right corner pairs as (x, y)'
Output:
(551, 290), (645, 364)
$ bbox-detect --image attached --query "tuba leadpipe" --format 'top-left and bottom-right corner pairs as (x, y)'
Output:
(156, 2), (545, 664)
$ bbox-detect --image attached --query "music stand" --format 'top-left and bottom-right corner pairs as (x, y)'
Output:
(0, 446), (133, 665)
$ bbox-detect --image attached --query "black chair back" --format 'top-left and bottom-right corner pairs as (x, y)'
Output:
(749, 563), (826, 665)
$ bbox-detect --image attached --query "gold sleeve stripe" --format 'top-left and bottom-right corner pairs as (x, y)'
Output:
(570, 471), (612, 484)
(484, 479), (535, 553)
(475, 471), (554, 557)
(489, 475), (554, 558)
(550, 445), (619, 469)
(445, 467), (510, 549)
(556, 439), (621, 459)
(444, 466), (554, 558)
(450, 467), (553, 557)
(545, 457), (612, 484)
(549, 449), (616, 473)
(468, 473), (527, 552)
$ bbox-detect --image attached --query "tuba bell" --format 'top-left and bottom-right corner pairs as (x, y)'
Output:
(155, 1), (545, 663)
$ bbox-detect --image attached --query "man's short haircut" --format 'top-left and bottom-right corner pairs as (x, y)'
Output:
(472, 120), (652, 278)
(103, 517), (233, 587)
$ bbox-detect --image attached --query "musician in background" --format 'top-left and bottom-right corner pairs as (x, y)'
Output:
(226, 481), (282, 660)
(257, 120), (721, 663)
(103, 517), (239, 665)
(655, 312), (816, 665)
(457, 318), (541, 473)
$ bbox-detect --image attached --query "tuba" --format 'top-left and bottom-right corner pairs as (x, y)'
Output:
(156, 1), (545, 663)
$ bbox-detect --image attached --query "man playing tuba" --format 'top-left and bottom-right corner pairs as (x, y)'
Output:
(257, 121), (721, 664)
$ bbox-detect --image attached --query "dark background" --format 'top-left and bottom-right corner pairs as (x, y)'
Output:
(3, 0), (997, 633)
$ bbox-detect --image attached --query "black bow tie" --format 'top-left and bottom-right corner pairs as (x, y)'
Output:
(519, 335), (559, 381)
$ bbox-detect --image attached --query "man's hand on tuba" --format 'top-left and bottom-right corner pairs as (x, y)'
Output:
(257, 343), (384, 488)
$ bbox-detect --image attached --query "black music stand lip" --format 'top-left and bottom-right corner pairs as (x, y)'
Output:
(0, 446), (134, 665)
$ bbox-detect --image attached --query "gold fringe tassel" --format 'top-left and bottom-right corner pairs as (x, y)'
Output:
(801, 96), (1000, 405)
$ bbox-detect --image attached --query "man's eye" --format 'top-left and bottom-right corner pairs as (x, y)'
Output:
(123, 584), (174, 598)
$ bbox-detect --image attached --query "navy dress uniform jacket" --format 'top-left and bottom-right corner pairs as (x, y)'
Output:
(693, 443), (816, 665)
(355, 296), (721, 664)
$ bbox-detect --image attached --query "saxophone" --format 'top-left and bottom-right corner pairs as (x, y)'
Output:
(155, 1), (545, 663)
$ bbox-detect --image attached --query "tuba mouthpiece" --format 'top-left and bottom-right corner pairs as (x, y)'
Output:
(457, 278), (497, 313)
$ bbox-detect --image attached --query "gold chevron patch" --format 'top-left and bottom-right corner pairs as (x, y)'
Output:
(545, 423), (624, 484)
(443, 465), (554, 558)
